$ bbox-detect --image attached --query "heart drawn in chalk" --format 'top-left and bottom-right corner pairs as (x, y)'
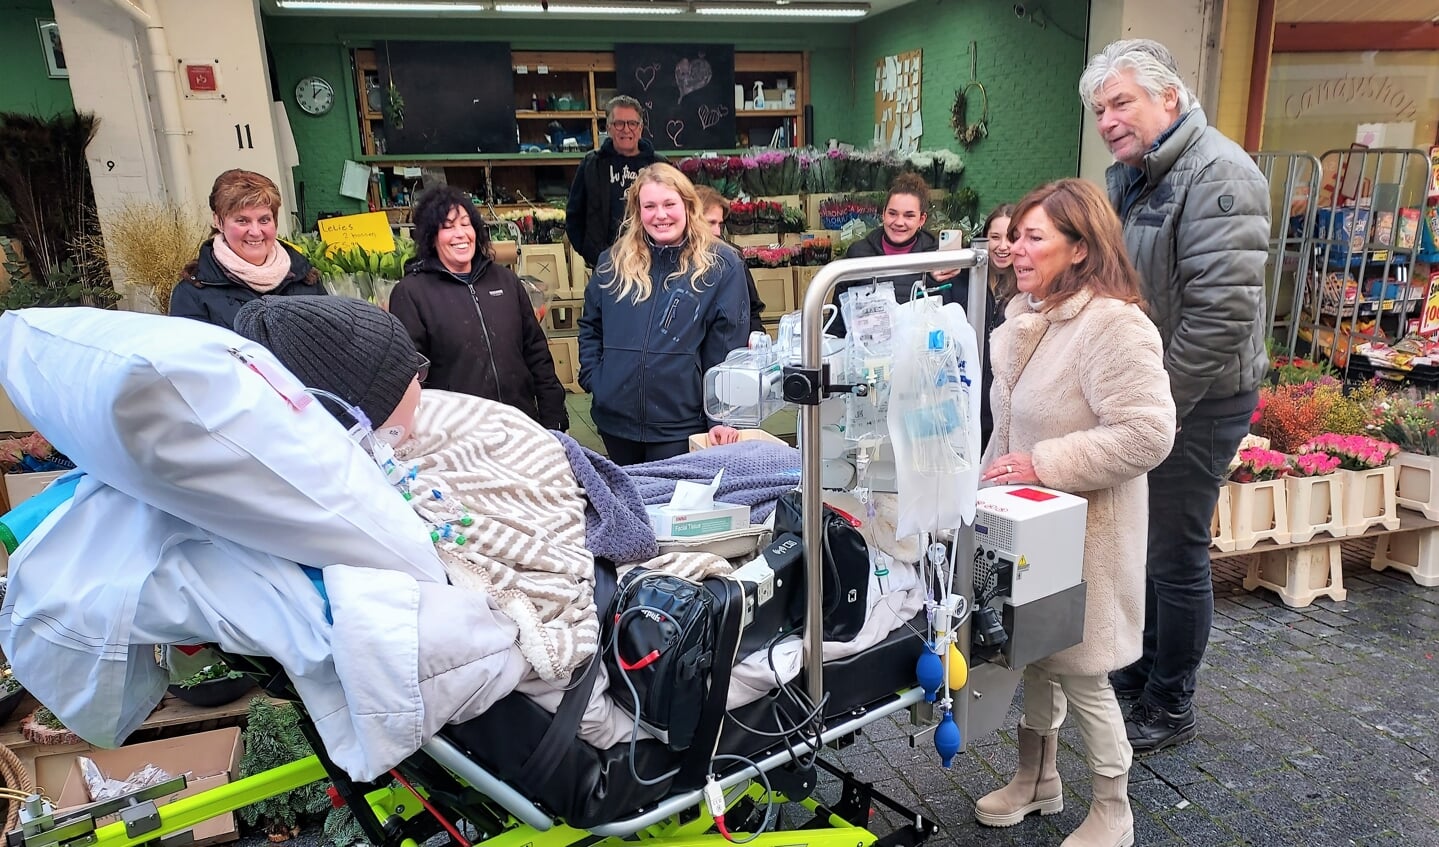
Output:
(674, 56), (713, 103)
(634, 63), (660, 92)
(666, 120), (685, 147)
(697, 104), (729, 130)
(645, 101), (654, 111)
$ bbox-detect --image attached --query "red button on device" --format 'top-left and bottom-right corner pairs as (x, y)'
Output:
(1008, 487), (1057, 502)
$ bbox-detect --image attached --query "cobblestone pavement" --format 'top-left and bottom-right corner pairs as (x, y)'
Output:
(819, 542), (1439, 846)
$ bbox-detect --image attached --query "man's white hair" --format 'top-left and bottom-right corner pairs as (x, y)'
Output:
(1079, 38), (1195, 114)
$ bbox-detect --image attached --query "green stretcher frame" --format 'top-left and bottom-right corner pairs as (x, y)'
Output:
(32, 749), (919, 847)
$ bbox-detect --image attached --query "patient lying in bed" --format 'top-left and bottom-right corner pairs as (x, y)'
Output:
(0, 296), (925, 776)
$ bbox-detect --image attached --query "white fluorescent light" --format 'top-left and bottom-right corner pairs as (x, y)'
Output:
(277, 0), (488, 10)
(494, 2), (683, 10)
(696, 4), (867, 15)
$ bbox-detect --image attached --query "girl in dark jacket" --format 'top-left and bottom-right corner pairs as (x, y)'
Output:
(170, 169), (324, 329)
(578, 163), (750, 465)
(389, 186), (568, 431)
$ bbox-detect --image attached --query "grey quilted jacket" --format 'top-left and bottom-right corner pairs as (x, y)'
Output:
(1105, 108), (1270, 420)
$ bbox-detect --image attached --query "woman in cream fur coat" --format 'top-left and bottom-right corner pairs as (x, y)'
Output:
(977, 179), (1176, 847)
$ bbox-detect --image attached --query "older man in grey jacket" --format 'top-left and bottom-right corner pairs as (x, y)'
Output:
(1082, 39), (1270, 758)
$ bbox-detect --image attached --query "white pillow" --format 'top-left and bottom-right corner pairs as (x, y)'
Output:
(0, 307), (445, 584)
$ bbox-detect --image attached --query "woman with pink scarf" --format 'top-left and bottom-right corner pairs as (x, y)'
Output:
(170, 169), (325, 329)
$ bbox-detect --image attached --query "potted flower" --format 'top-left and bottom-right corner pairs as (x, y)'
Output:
(1285, 450), (1345, 544)
(22, 705), (83, 746)
(1374, 392), (1439, 519)
(169, 658), (255, 708)
(802, 237), (832, 267)
(0, 661), (26, 724)
(1225, 447), (1292, 550)
(1299, 433), (1400, 535)
(754, 200), (783, 231)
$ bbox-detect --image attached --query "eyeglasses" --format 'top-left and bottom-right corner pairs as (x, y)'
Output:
(609, 120), (642, 130)
(417, 353), (430, 384)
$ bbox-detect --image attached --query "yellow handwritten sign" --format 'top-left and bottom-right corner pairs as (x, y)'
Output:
(318, 211), (395, 253)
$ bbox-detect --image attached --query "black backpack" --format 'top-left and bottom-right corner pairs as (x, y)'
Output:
(773, 490), (870, 643)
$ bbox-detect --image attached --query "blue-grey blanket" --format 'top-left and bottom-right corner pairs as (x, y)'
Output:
(626, 442), (801, 523)
(553, 431), (660, 564)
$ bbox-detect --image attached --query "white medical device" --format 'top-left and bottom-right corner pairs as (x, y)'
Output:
(971, 485), (1088, 668)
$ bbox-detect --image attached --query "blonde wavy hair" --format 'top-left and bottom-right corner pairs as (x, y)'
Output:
(599, 163), (723, 304)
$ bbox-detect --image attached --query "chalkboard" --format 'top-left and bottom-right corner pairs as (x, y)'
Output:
(615, 43), (735, 152)
(377, 41), (517, 156)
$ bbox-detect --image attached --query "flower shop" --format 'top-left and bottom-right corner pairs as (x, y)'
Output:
(1214, 356), (1439, 608)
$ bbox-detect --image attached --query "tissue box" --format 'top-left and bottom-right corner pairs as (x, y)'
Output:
(646, 502), (751, 539)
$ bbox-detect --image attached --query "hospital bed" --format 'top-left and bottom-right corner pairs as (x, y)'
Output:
(4, 251), (1086, 847)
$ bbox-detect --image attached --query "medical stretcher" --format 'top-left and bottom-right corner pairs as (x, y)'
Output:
(6, 251), (1084, 847)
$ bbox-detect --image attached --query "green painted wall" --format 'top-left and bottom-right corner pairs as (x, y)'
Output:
(264, 3), (1089, 228)
(0, 0), (74, 117)
(849, 0), (1090, 213)
(264, 15), (856, 226)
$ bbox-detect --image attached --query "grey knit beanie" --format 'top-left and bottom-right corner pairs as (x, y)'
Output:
(233, 295), (420, 427)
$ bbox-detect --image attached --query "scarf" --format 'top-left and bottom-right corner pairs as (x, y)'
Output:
(210, 234), (292, 293)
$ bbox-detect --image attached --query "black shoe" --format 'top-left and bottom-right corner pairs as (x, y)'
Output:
(1125, 700), (1197, 755)
(1108, 669), (1146, 700)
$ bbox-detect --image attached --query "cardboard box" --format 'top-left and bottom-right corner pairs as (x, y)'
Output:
(646, 501), (751, 539)
(730, 233), (782, 249)
(57, 727), (243, 846)
(4, 470), (67, 508)
(688, 428), (787, 452)
(0, 385), (32, 433)
(547, 336), (582, 394)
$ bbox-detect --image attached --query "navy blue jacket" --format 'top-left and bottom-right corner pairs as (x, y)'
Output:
(578, 241), (750, 442)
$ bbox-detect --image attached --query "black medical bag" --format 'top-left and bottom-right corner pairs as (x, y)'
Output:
(773, 490), (870, 642)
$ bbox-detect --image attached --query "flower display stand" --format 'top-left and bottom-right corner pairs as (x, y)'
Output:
(1391, 452), (1439, 521)
(1286, 473), (1346, 544)
(1370, 527), (1439, 587)
(1211, 484), (1235, 551)
(1340, 466), (1399, 536)
(1243, 541), (1347, 608)
(1229, 479), (1291, 550)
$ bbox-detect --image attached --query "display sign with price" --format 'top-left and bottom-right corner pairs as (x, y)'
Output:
(318, 211), (395, 253)
(1419, 269), (1439, 336)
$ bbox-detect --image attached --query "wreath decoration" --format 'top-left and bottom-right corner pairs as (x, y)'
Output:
(951, 81), (989, 149)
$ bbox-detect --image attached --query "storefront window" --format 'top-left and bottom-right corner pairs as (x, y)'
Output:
(1265, 51), (1439, 154)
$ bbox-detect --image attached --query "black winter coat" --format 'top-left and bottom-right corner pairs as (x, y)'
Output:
(170, 241), (324, 329)
(389, 256), (568, 430)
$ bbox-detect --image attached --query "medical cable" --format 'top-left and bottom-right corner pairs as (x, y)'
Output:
(610, 603), (684, 787)
(706, 753), (776, 843)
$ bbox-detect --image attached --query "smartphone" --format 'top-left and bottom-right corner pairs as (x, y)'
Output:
(938, 229), (965, 251)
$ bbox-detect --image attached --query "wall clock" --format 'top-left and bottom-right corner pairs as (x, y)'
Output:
(295, 76), (335, 116)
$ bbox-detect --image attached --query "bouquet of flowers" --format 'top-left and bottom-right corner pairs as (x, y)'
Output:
(1298, 433), (1399, 471)
(848, 148), (904, 192)
(1271, 354), (1336, 386)
(0, 433), (74, 475)
(742, 246), (796, 269)
(728, 200), (758, 235)
(1373, 391), (1439, 456)
(801, 237), (832, 266)
(740, 150), (794, 196)
(801, 148), (846, 194)
(907, 149), (965, 193)
(1291, 451), (1342, 477)
(496, 207), (566, 244)
(754, 200), (784, 229)
(780, 204), (807, 234)
(1229, 447), (1292, 483)
(1252, 380), (1379, 453)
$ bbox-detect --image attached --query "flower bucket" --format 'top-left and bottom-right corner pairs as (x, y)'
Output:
(1244, 542), (1347, 608)
(1211, 484), (1235, 552)
(1391, 451), (1439, 520)
(1229, 479), (1291, 550)
(1371, 526), (1439, 587)
(1340, 466), (1399, 536)
(1285, 473), (1346, 544)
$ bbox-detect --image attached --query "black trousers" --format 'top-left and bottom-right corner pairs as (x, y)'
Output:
(600, 432), (690, 466)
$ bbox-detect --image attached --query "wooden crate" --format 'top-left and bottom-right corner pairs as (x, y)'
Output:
(731, 233), (783, 249)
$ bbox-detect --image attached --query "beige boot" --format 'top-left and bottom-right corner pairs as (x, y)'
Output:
(974, 721), (1063, 827)
(1060, 773), (1134, 847)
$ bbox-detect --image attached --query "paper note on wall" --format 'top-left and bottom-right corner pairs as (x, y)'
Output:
(319, 211), (396, 253)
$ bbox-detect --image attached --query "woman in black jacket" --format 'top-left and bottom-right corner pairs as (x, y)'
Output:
(388, 186), (568, 431)
(170, 169), (324, 329)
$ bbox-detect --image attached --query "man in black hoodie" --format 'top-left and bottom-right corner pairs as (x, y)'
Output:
(565, 96), (666, 268)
